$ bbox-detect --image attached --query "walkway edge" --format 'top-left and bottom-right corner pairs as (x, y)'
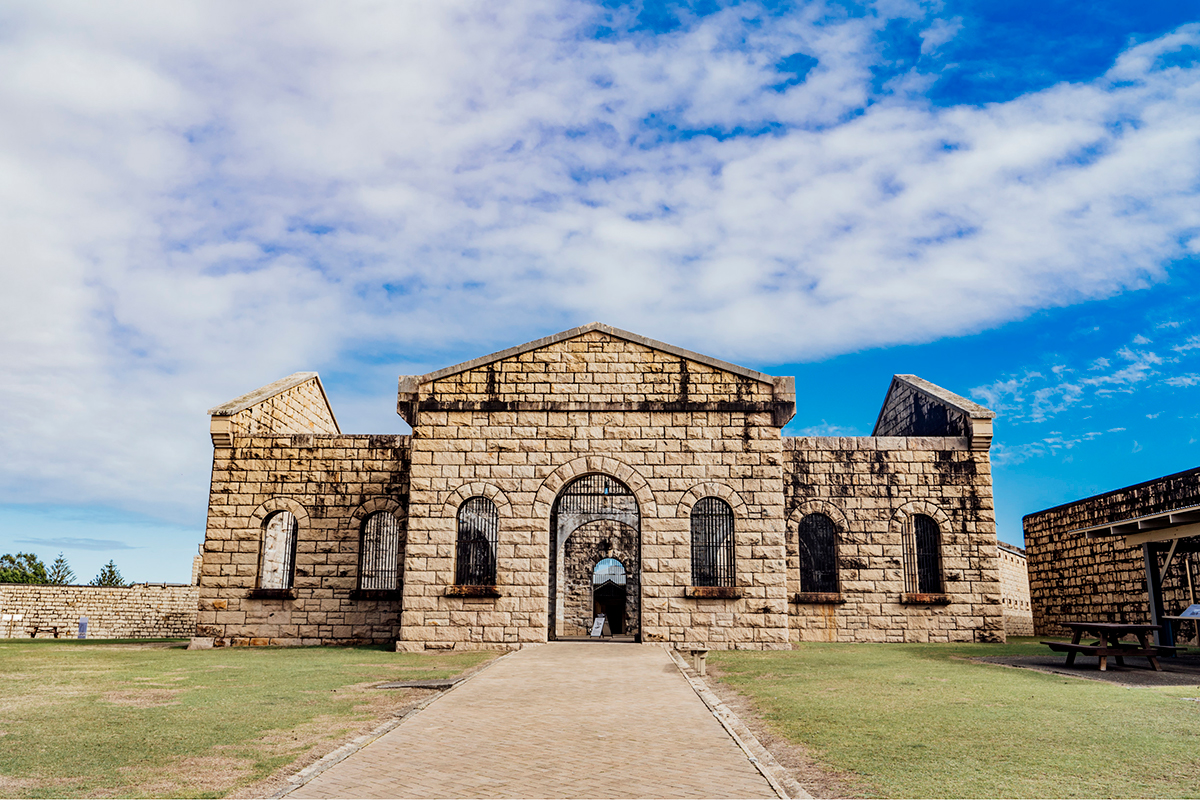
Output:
(271, 649), (517, 799)
(667, 648), (812, 800)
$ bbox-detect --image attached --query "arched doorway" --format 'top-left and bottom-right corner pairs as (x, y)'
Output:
(592, 558), (627, 634)
(549, 473), (640, 640)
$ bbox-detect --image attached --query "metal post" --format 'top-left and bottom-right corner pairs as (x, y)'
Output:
(1144, 543), (1172, 648)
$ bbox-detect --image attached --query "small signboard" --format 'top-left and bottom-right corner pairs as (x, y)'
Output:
(590, 614), (607, 637)
(1180, 605), (1200, 618)
(77, 617), (88, 639)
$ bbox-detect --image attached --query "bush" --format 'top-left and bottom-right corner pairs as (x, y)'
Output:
(0, 552), (48, 584)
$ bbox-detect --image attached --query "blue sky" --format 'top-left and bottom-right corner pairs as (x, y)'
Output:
(1, 0), (1199, 582)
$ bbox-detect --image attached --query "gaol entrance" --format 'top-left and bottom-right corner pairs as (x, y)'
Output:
(549, 473), (641, 641)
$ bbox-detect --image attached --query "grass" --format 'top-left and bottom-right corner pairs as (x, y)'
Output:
(0, 639), (494, 799)
(711, 638), (1200, 799)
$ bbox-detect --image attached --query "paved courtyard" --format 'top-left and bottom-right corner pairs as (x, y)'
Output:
(287, 642), (779, 799)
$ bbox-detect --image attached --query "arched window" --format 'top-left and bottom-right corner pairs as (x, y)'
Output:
(798, 513), (838, 594)
(456, 497), (498, 586)
(904, 514), (943, 594)
(690, 497), (735, 587)
(593, 557), (626, 586)
(260, 511), (298, 589)
(359, 511), (402, 591)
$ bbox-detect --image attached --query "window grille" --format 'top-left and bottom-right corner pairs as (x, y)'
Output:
(690, 497), (735, 587)
(456, 497), (498, 585)
(359, 511), (402, 590)
(260, 510), (298, 589)
(555, 473), (637, 515)
(903, 513), (943, 594)
(798, 513), (838, 593)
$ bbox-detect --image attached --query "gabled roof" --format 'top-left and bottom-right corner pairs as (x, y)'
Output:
(872, 374), (995, 432)
(411, 322), (781, 386)
(208, 371), (339, 428)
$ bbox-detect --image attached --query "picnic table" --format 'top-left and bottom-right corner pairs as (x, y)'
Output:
(1042, 622), (1167, 671)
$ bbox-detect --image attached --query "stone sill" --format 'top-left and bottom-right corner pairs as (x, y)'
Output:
(901, 592), (952, 605)
(445, 585), (502, 598)
(685, 586), (742, 600)
(247, 588), (294, 600)
(350, 588), (404, 601)
(793, 592), (844, 605)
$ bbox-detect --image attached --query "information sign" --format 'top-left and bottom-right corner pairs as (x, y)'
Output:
(1180, 605), (1200, 618)
(590, 614), (606, 637)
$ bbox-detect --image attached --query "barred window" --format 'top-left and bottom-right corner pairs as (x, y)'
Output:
(456, 497), (498, 586)
(903, 514), (943, 594)
(798, 513), (838, 594)
(260, 511), (298, 589)
(690, 497), (735, 587)
(359, 511), (402, 591)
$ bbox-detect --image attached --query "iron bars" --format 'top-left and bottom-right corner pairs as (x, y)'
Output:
(359, 511), (402, 590)
(690, 497), (735, 587)
(456, 497), (499, 586)
(798, 513), (838, 593)
(903, 513), (943, 594)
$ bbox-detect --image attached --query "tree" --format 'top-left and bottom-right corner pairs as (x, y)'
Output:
(46, 553), (75, 585)
(89, 560), (130, 587)
(0, 552), (48, 584)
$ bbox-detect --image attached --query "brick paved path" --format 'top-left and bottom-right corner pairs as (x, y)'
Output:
(288, 642), (778, 799)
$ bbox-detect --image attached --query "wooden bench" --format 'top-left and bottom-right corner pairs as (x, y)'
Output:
(28, 626), (60, 639)
(1041, 640), (1161, 671)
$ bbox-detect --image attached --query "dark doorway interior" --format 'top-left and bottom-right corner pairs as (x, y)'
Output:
(593, 579), (626, 635)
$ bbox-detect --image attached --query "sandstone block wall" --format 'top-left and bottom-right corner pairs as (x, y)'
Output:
(782, 436), (1004, 643)
(997, 541), (1034, 637)
(198, 324), (1003, 650)
(197, 434), (410, 646)
(1025, 467), (1200, 636)
(397, 329), (792, 651)
(0, 583), (198, 639)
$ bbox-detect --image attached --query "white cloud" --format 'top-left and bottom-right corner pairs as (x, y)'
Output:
(1, 3), (1199, 516)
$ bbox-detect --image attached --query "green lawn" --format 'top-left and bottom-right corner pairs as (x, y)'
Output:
(0, 639), (493, 799)
(711, 639), (1200, 799)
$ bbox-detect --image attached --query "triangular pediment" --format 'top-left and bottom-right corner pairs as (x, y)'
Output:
(396, 323), (795, 425)
(415, 323), (777, 386)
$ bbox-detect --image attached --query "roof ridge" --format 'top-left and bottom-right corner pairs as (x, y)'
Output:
(410, 323), (782, 386)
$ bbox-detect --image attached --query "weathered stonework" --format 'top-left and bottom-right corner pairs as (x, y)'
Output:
(197, 323), (1003, 650)
(0, 583), (198, 639)
(997, 541), (1034, 637)
(782, 437), (1004, 643)
(1024, 467), (1200, 637)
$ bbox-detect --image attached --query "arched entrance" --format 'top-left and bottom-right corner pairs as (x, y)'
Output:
(549, 473), (640, 640)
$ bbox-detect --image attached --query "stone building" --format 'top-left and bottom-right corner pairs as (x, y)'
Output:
(996, 541), (1033, 636)
(1025, 466), (1200, 641)
(194, 323), (1004, 650)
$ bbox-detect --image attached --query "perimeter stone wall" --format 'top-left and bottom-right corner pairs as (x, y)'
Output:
(997, 542), (1034, 637)
(0, 583), (198, 639)
(197, 434), (410, 646)
(1024, 467), (1200, 636)
(782, 436), (1004, 643)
